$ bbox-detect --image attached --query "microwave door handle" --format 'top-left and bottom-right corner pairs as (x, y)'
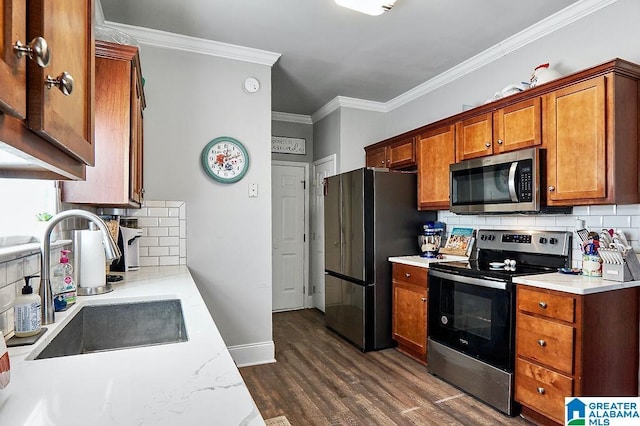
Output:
(508, 161), (519, 201)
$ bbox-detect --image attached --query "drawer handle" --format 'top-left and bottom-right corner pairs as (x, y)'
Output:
(537, 387), (545, 395)
(405, 273), (411, 278)
(538, 301), (547, 309)
(421, 297), (427, 302)
(538, 339), (546, 347)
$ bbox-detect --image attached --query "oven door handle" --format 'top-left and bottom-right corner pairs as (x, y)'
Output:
(429, 269), (508, 290)
(508, 161), (519, 202)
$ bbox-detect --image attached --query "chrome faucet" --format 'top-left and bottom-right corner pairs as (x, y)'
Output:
(39, 210), (121, 325)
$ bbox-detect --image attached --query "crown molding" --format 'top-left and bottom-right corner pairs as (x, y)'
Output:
(272, 112), (313, 124)
(313, 0), (620, 116)
(311, 96), (387, 123)
(104, 21), (281, 66)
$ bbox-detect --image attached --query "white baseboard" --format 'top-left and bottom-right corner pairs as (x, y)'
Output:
(228, 340), (276, 367)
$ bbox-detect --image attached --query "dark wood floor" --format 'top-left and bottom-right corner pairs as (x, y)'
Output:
(240, 309), (533, 426)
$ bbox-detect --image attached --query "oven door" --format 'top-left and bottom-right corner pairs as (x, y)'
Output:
(428, 269), (515, 371)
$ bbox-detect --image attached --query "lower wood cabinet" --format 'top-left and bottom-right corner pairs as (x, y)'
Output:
(515, 285), (639, 425)
(391, 263), (428, 363)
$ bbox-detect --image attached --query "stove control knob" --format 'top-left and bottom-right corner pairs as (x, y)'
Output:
(488, 235), (495, 241)
(481, 235), (487, 241)
(539, 237), (547, 244)
(549, 237), (558, 244)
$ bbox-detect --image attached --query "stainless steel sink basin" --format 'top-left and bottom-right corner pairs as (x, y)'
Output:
(32, 299), (188, 360)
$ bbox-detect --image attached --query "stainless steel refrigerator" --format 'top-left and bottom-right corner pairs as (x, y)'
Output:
(324, 168), (436, 351)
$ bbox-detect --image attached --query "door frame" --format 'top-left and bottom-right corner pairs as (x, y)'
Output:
(271, 160), (311, 309)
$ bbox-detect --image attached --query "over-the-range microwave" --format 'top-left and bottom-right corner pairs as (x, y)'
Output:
(450, 147), (543, 214)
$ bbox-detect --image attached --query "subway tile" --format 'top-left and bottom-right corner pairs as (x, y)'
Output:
(158, 237), (179, 247)
(148, 246), (170, 257)
(139, 247), (149, 257)
(554, 215), (578, 227)
(499, 217), (519, 226)
(144, 201), (166, 208)
(159, 256), (180, 266)
(169, 227), (180, 237)
(137, 217), (159, 228)
(179, 204), (186, 220)
(138, 237), (159, 247)
(6, 259), (23, 284)
(180, 221), (186, 238)
(0, 285), (15, 312)
(590, 205), (615, 215)
(180, 239), (187, 257)
(180, 258), (187, 265)
(147, 227), (169, 237)
(602, 216), (631, 228)
(140, 257), (159, 267)
(128, 208), (149, 217)
(572, 206), (590, 216)
(159, 217), (179, 227)
(169, 246), (180, 256)
(168, 208), (180, 217)
(0, 309), (13, 336)
(615, 204), (640, 215)
(0, 263), (6, 287)
(147, 207), (169, 217)
(166, 201), (184, 208)
(584, 216), (603, 228)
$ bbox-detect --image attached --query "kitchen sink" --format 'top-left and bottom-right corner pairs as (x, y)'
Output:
(32, 299), (188, 360)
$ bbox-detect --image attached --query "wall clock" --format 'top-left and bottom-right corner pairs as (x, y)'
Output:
(201, 136), (250, 183)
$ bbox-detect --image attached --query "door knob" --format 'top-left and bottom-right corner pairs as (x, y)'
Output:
(45, 71), (74, 96)
(13, 37), (50, 67)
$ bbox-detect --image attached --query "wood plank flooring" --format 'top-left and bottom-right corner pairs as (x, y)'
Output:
(240, 309), (533, 426)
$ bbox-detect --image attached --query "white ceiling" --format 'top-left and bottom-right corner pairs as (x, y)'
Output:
(99, 0), (580, 116)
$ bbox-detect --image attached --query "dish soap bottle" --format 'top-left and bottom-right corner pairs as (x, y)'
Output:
(14, 276), (41, 338)
(53, 249), (76, 310)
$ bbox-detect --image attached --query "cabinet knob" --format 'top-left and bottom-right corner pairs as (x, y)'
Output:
(497, 139), (503, 145)
(485, 142), (491, 148)
(538, 301), (547, 309)
(380, 160), (385, 165)
(548, 186), (556, 192)
(538, 339), (546, 347)
(45, 71), (74, 96)
(421, 297), (427, 302)
(13, 37), (50, 68)
(537, 387), (546, 395)
(405, 273), (411, 278)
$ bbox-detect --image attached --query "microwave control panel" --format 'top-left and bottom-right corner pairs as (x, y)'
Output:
(518, 161), (533, 201)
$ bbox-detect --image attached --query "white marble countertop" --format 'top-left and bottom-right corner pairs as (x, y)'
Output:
(0, 265), (264, 426)
(514, 272), (640, 295)
(388, 254), (469, 268)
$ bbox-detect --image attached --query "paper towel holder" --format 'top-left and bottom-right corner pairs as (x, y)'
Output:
(73, 229), (112, 296)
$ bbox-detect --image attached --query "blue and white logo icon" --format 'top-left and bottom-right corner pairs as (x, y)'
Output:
(565, 397), (640, 426)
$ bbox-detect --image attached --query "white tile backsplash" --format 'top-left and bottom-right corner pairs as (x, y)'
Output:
(133, 201), (187, 266)
(438, 203), (640, 269)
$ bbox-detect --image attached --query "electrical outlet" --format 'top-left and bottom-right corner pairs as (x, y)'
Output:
(248, 183), (258, 198)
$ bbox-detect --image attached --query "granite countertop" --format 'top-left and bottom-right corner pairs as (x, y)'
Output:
(0, 265), (264, 426)
(388, 254), (469, 268)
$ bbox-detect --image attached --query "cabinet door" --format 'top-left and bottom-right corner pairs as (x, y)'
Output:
(545, 77), (606, 203)
(456, 112), (493, 160)
(366, 145), (387, 168)
(0, 0), (26, 118)
(417, 124), (455, 210)
(26, 0), (94, 165)
(392, 277), (428, 361)
(387, 137), (415, 169)
(494, 97), (541, 154)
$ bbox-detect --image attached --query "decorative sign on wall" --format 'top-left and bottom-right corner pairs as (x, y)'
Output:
(271, 136), (306, 155)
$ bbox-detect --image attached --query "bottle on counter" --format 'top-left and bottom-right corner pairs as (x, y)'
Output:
(53, 249), (76, 309)
(14, 275), (41, 338)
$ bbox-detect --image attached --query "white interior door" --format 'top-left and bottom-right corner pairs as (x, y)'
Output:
(311, 155), (336, 312)
(272, 162), (306, 311)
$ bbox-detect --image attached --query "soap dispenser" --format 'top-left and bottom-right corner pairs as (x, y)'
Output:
(14, 275), (42, 338)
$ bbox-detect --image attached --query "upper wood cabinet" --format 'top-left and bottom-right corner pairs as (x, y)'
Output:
(62, 41), (146, 207)
(456, 98), (541, 161)
(543, 72), (639, 206)
(365, 136), (416, 169)
(417, 124), (455, 210)
(0, 0), (94, 180)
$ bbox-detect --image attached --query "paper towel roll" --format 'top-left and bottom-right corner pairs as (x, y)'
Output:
(72, 230), (106, 289)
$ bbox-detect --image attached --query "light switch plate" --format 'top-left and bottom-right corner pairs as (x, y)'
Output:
(248, 183), (258, 198)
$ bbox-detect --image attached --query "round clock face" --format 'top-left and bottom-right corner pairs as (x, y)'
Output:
(201, 137), (250, 183)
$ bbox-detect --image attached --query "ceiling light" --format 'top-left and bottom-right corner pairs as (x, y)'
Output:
(335, 0), (396, 16)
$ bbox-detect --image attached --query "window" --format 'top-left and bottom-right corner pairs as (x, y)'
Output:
(0, 179), (58, 238)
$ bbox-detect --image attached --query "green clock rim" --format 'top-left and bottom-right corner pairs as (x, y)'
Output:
(201, 136), (250, 184)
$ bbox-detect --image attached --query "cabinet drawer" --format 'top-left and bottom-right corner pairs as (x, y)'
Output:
(517, 313), (574, 374)
(518, 286), (575, 323)
(392, 263), (427, 287)
(515, 358), (573, 424)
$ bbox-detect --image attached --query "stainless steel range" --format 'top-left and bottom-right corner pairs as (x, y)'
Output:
(427, 229), (572, 415)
